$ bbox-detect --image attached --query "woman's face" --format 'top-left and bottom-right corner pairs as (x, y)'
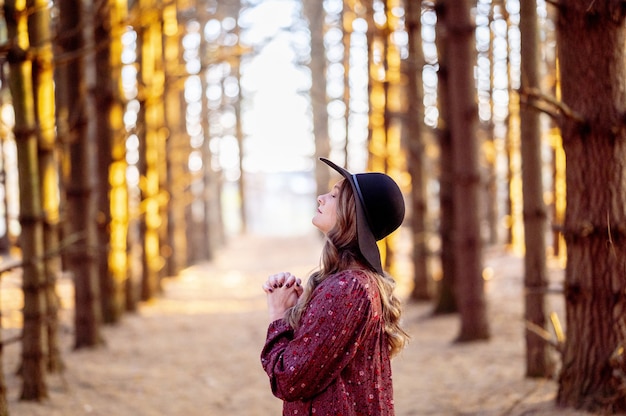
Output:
(312, 180), (342, 234)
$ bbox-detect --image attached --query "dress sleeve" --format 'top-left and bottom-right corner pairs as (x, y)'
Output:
(260, 273), (373, 402)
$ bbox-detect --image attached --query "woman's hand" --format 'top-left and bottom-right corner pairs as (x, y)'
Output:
(262, 272), (303, 322)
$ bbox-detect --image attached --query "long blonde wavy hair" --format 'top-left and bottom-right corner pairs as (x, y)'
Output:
(284, 179), (409, 357)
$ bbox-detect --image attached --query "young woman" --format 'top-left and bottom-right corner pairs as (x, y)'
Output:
(261, 158), (409, 416)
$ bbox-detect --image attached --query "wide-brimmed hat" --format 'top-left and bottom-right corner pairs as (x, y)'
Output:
(320, 158), (405, 275)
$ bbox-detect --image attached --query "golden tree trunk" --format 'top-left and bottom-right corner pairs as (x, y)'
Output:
(4, 0), (49, 399)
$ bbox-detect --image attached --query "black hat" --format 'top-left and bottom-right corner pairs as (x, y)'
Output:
(320, 158), (405, 275)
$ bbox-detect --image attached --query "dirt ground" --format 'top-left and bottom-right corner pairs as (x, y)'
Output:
(3, 232), (599, 415)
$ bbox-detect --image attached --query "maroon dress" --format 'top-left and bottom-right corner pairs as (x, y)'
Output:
(261, 269), (395, 415)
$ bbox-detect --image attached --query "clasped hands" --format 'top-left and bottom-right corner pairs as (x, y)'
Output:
(262, 272), (303, 322)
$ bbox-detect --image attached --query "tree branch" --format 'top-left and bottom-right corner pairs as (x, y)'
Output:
(525, 320), (562, 351)
(519, 87), (586, 124)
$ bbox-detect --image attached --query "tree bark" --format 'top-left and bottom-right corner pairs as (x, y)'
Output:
(93, 0), (125, 324)
(556, 2), (626, 412)
(432, 0), (456, 315)
(4, 0), (49, 399)
(27, 0), (63, 372)
(137, 2), (165, 300)
(56, 0), (103, 349)
(405, 0), (431, 301)
(439, 0), (489, 341)
(106, 0), (131, 317)
(303, 0), (330, 193)
(519, 0), (554, 378)
(164, 1), (189, 274)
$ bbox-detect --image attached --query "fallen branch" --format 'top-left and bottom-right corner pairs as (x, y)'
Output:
(525, 320), (562, 351)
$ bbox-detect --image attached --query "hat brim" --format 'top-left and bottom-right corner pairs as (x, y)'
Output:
(319, 158), (383, 274)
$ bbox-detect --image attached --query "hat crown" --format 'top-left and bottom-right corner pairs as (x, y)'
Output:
(353, 172), (405, 241)
(319, 157), (404, 274)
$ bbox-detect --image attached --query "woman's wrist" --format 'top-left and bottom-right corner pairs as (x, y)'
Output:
(269, 309), (285, 322)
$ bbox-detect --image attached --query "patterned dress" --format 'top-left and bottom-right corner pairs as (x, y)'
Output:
(261, 269), (394, 415)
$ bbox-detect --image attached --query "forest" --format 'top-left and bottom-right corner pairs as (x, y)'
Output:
(0, 0), (624, 414)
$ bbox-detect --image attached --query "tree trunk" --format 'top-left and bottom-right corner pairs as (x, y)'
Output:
(303, 0), (330, 193)
(138, 5), (165, 300)
(0, 135), (9, 252)
(0, 286), (7, 414)
(93, 0), (124, 324)
(4, 0), (49, 399)
(27, 0), (63, 372)
(439, 0), (489, 341)
(519, 0), (554, 378)
(341, 1), (351, 165)
(56, 0), (103, 349)
(556, 2), (626, 412)
(432, 0), (457, 315)
(481, 0), (499, 246)
(500, 3), (516, 248)
(198, 1), (224, 260)
(164, 1), (189, 274)
(105, 0), (130, 318)
(405, 0), (430, 301)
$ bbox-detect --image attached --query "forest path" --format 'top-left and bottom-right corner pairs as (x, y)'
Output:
(6, 232), (593, 415)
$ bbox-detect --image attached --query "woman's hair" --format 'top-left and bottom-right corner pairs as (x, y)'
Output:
(284, 180), (409, 357)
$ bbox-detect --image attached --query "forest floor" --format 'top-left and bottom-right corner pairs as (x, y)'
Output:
(2, 232), (600, 416)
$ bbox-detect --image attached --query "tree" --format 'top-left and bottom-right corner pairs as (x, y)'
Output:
(405, 0), (431, 300)
(555, 1), (626, 412)
(4, 0), (49, 399)
(438, 0), (489, 341)
(28, 0), (63, 371)
(303, 0), (330, 193)
(0, 272), (7, 414)
(432, 0), (456, 315)
(519, 0), (553, 378)
(163, 1), (188, 275)
(137, 0), (166, 300)
(369, 0), (405, 272)
(93, 0), (125, 324)
(56, 0), (103, 349)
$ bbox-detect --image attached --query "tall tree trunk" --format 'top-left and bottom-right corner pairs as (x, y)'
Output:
(432, 0), (457, 315)
(405, 0), (430, 301)
(440, 0), (489, 341)
(138, 4), (165, 299)
(304, 0), (330, 193)
(500, 3), (516, 248)
(27, 0), (63, 372)
(0, 294), (6, 414)
(481, 0), (499, 246)
(378, 0), (404, 273)
(164, 1), (188, 274)
(4, 0), (49, 399)
(198, 2), (224, 260)
(0, 264), (6, 414)
(57, 0), (103, 349)
(0, 134), (8, 252)
(234, 9), (245, 241)
(105, 0), (130, 317)
(341, 1), (351, 164)
(519, 0), (553, 378)
(93, 0), (124, 324)
(556, 2), (626, 412)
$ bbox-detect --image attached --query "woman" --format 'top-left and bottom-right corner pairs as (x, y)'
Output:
(261, 158), (409, 416)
